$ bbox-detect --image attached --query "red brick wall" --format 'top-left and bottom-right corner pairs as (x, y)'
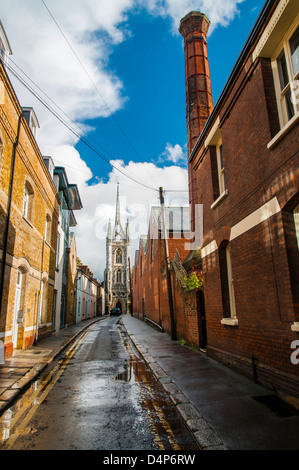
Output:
(132, 232), (202, 347)
(189, 49), (299, 396)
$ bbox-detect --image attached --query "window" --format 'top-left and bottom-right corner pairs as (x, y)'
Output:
(55, 232), (60, 270)
(216, 142), (226, 195)
(294, 204), (299, 250)
(0, 37), (5, 61)
(116, 249), (122, 264)
(273, 24), (299, 127)
(116, 270), (122, 283)
(45, 214), (51, 242)
(219, 242), (238, 326)
(226, 244), (237, 320)
(13, 269), (23, 347)
(23, 181), (34, 221)
(23, 186), (29, 219)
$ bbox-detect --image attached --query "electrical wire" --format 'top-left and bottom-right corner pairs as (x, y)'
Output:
(7, 56), (155, 191)
(6, 60), (158, 192)
(7, 59), (187, 195)
(40, 0), (159, 189)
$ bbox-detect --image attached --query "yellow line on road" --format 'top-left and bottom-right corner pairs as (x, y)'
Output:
(1, 330), (87, 450)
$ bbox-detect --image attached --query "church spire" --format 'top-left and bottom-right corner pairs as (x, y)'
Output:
(114, 182), (121, 228)
(126, 219), (130, 242)
(113, 183), (125, 240)
(107, 219), (112, 240)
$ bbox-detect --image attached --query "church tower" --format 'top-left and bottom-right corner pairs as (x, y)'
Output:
(105, 184), (130, 314)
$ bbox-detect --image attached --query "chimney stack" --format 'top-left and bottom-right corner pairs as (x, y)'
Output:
(179, 12), (213, 158)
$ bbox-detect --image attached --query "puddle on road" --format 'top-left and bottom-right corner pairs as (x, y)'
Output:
(0, 322), (199, 450)
(116, 326), (199, 450)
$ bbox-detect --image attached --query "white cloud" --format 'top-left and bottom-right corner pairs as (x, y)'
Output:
(142, 0), (245, 34)
(0, 0), (244, 280)
(1, 0), (131, 149)
(162, 143), (185, 164)
(70, 159), (188, 280)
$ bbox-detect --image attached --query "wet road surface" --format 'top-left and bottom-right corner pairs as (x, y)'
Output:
(0, 317), (199, 450)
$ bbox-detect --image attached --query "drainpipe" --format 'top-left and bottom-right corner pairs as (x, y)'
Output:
(34, 235), (45, 344)
(0, 112), (23, 315)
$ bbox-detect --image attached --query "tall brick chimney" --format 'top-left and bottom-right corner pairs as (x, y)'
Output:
(179, 12), (213, 158)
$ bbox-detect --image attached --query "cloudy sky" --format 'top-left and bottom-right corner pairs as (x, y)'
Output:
(1, 0), (265, 279)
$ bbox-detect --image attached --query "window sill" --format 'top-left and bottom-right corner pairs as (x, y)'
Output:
(291, 322), (299, 332)
(22, 216), (33, 228)
(267, 112), (299, 150)
(211, 190), (229, 209)
(221, 317), (238, 327)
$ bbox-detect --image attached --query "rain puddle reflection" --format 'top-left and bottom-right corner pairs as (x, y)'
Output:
(116, 327), (199, 450)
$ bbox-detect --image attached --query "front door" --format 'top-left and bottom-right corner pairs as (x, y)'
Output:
(196, 290), (207, 349)
(116, 301), (122, 314)
(12, 270), (22, 348)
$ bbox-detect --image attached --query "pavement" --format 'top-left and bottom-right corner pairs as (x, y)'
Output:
(1, 313), (299, 450)
(0, 316), (106, 416)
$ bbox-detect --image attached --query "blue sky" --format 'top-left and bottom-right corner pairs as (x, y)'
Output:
(76, 0), (265, 185)
(1, 0), (267, 278)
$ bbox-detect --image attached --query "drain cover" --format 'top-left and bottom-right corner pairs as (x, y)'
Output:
(253, 395), (299, 418)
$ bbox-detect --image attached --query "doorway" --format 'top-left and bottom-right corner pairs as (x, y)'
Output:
(196, 290), (207, 349)
(12, 270), (22, 348)
(116, 301), (122, 314)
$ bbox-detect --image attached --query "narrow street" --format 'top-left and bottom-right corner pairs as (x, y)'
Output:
(0, 317), (199, 451)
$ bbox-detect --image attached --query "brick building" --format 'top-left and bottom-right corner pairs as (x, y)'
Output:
(180, 0), (299, 399)
(132, 206), (206, 348)
(75, 265), (100, 322)
(66, 232), (77, 327)
(0, 27), (60, 356)
(52, 166), (82, 332)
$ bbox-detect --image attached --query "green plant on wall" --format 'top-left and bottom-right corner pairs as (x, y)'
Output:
(182, 272), (203, 291)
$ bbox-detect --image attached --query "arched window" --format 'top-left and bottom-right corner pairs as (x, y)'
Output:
(116, 270), (122, 283)
(23, 181), (34, 221)
(116, 249), (122, 264)
(45, 213), (52, 242)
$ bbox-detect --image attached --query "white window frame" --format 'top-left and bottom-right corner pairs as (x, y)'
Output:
(45, 214), (51, 241)
(226, 245), (237, 319)
(55, 232), (60, 270)
(294, 204), (299, 250)
(216, 141), (226, 195)
(221, 244), (238, 327)
(23, 186), (29, 219)
(272, 20), (299, 129)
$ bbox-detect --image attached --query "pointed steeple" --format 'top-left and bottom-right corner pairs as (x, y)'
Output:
(115, 182), (121, 228)
(107, 219), (112, 240)
(126, 219), (130, 242)
(113, 183), (125, 240)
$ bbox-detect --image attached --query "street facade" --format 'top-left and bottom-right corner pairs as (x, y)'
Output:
(132, 0), (299, 403)
(0, 0), (298, 453)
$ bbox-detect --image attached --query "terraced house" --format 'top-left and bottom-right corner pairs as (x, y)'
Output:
(0, 23), (60, 357)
